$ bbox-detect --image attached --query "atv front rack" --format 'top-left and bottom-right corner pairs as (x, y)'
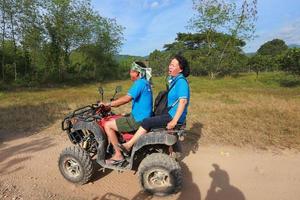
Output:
(61, 104), (99, 131)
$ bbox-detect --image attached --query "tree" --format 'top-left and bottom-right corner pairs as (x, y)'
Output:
(280, 48), (300, 75)
(257, 39), (288, 57)
(162, 32), (247, 76)
(42, 0), (123, 82)
(44, 0), (88, 81)
(0, 0), (124, 84)
(148, 50), (172, 76)
(0, 0), (7, 81)
(1, 0), (42, 83)
(0, 0), (24, 82)
(255, 39), (288, 72)
(4, 0), (26, 82)
(19, 0), (44, 81)
(163, 33), (206, 51)
(247, 54), (277, 78)
(188, 0), (257, 78)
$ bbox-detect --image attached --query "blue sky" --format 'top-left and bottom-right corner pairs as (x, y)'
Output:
(91, 0), (300, 56)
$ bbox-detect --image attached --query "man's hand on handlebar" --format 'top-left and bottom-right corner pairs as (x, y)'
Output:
(97, 102), (112, 114)
(97, 101), (111, 107)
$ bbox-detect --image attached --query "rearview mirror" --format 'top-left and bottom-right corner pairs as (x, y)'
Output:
(115, 86), (122, 93)
(98, 87), (104, 95)
(98, 86), (104, 101)
(111, 86), (122, 101)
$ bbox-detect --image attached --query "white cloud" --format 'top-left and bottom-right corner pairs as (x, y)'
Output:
(150, 1), (159, 8)
(92, 0), (192, 56)
(93, 1), (300, 55)
(123, 0), (193, 55)
(143, 0), (172, 9)
(277, 20), (300, 44)
(92, 1), (149, 39)
(244, 19), (300, 52)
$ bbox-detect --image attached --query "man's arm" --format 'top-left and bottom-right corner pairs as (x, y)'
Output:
(106, 95), (132, 107)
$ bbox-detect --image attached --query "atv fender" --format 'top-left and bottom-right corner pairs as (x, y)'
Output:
(131, 131), (177, 155)
(72, 121), (107, 162)
(72, 121), (105, 142)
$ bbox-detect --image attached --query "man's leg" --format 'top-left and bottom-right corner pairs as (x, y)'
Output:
(104, 120), (123, 161)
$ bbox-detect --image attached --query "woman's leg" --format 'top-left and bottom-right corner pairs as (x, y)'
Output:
(122, 126), (147, 150)
(122, 114), (172, 151)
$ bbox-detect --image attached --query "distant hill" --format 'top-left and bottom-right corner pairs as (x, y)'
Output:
(244, 44), (300, 57)
(245, 52), (256, 57)
(288, 44), (300, 48)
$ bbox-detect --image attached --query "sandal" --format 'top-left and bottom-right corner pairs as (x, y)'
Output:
(117, 143), (130, 157)
(105, 158), (125, 165)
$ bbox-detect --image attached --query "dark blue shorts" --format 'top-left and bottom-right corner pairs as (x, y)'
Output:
(141, 114), (172, 131)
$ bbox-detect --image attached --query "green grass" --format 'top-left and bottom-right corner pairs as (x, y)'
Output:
(1, 72), (300, 149)
(186, 72), (300, 149)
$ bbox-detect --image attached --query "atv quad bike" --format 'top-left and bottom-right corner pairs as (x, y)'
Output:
(58, 86), (186, 196)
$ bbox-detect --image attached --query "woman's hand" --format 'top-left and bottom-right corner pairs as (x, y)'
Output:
(167, 99), (187, 130)
(167, 120), (177, 130)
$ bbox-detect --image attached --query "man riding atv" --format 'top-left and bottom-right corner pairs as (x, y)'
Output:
(101, 61), (153, 165)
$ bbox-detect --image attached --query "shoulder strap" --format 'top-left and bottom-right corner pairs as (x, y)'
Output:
(167, 77), (188, 110)
(167, 77), (185, 92)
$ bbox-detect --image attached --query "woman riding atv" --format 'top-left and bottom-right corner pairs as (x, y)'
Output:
(119, 54), (190, 156)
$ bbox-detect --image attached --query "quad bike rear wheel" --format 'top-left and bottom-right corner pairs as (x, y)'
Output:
(138, 153), (182, 196)
(58, 146), (93, 185)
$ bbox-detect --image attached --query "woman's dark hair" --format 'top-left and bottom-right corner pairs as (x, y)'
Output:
(173, 55), (190, 77)
(135, 61), (147, 68)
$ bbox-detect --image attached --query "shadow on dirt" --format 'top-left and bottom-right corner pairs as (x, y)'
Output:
(205, 164), (245, 200)
(180, 122), (203, 160)
(90, 161), (113, 183)
(95, 162), (201, 200)
(177, 161), (201, 200)
(97, 193), (129, 200)
(0, 137), (55, 175)
(96, 190), (153, 200)
(0, 102), (67, 142)
(130, 191), (153, 200)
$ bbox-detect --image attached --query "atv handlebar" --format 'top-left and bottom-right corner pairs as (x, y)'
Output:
(61, 103), (111, 131)
(61, 86), (121, 131)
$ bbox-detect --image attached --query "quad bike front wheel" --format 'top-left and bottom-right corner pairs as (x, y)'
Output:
(58, 146), (93, 185)
(138, 153), (182, 196)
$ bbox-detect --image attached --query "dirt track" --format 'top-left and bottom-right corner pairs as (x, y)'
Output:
(1, 123), (300, 200)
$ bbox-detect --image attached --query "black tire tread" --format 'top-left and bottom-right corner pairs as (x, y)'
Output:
(59, 146), (93, 185)
(138, 153), (182, 196)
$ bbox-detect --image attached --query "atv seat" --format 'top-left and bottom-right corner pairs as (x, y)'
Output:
(120, 131), (135, 142)
(150, 122), (186, 132)
(121, 123), (186, 142)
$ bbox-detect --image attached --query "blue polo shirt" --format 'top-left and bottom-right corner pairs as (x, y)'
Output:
(167, 74), (190, 123)
(128, 78), (153, 122)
